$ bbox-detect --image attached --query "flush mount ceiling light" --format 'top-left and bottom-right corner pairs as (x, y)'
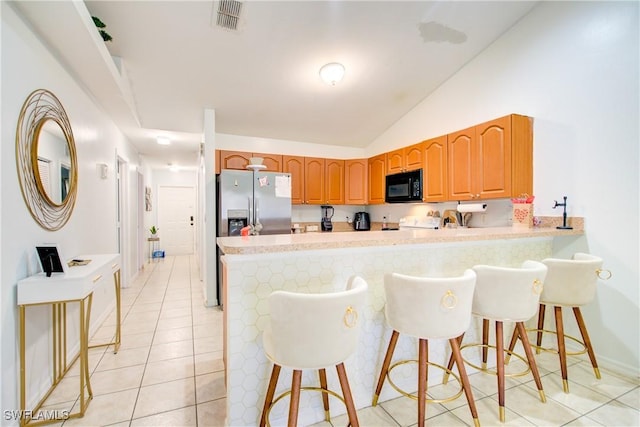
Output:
(157, 136), (170, 145)
(319, 62), (345, 86)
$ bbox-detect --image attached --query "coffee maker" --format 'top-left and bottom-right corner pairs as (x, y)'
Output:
(321, 205), (334, 232)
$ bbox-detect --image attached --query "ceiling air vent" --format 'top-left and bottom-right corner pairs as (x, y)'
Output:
(216, 0), (242, 30)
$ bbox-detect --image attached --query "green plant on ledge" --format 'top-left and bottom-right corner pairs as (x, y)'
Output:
(149, 226), (159, 235)
(92, 16), (113, 42)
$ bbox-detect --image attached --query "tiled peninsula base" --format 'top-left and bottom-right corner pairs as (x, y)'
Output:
(221, 237), (553, 426)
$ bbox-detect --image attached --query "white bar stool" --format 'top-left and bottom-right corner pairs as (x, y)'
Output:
(373, 270), (480, 427)
(259, 276), (368, 427)
(445, 260), (548, 422)
(510, 253), (611, 393)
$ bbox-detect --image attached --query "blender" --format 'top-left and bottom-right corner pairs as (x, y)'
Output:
(321, 205), (334, 232)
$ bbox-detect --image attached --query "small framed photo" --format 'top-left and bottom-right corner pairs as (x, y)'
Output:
(36, 244), (68, 277)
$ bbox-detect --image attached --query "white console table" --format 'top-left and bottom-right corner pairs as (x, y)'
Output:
(17, 253), (121, 426)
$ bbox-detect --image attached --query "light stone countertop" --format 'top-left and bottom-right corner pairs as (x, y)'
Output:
(217, 225), (583, 255)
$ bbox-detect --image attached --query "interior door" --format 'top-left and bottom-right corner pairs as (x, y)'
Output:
(158, 186), (195, 255)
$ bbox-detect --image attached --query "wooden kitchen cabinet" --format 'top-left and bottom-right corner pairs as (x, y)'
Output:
(368, 153), (386, 204)
(386, 142), (423, 174)
(325, 159), (345, 205)
(448, 114), (532, 200)
(253, 153), (283, 172)
(283, 155), (305, 204)
(345, 159), (368, 205)
(219, 150), (282, 172)
(423, 136), (448, 202)
(304, 157), (325, 204)
(303, 157), (345, 205)
(386, 148), (404, 174)
(219, 150), (251, 170)
(215, 149), (221, 174)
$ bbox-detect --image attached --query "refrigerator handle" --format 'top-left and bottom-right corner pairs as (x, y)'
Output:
(247, 196), (253, 226)
(254, 197), (263, 233)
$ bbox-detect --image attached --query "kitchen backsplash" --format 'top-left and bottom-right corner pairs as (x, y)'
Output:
(292, 199), (516, 229)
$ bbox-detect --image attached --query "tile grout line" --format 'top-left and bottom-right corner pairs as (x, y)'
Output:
(127, 256), (174, 425)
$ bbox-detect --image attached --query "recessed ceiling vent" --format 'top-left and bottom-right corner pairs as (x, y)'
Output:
(216, 0), (242, 31)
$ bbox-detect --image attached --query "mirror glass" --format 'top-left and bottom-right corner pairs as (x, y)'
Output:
(34, 119), (72, 205)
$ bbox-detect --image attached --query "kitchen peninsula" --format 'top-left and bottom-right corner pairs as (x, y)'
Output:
(217, 224), (583, 426)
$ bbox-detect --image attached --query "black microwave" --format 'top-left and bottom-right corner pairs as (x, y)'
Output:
(385, 169), (423, 203)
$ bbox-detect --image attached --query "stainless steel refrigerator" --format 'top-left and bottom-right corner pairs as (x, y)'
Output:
(217, 169), (292, 236)
(216, 169), (292, 305)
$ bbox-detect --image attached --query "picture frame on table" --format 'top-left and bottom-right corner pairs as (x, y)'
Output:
(36, 244), (68, 277)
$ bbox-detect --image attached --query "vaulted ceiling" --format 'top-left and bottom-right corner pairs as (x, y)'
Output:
(13, 1), (538, 168)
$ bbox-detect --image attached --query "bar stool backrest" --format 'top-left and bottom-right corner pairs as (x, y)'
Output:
(472, 261), (548, 322)
(264, 276), (368, 370)
(541, 253), (603, 307)
(383, 270), (476, 340)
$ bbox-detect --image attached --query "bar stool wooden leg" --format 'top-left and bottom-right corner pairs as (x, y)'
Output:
(260, 364), (281, 427)
(418, 339), (428, 427)
(573, 307), (601, 379)
(536, 304), (546, 354)
(443, 334), (464, 385)
(554, 306), (569, 393)
(516, 322), (546, 403)
(449, 337), (480, 427)
(482, 319), (490, 369)
(319, 368), (330, 421)
(288, 370), (302, 427)
(496, 321), (506, 422)
(373, 330), (399, 406)
(424, 339), (429, 391)
(505, 325), (519, 364)
(336, 363), (359, 427)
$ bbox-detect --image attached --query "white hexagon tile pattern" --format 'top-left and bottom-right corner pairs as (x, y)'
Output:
(223, 237), (553, 426)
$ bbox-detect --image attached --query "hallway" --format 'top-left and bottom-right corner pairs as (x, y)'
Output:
(39, 255), (638, 426)
(42, 255), (226, 426)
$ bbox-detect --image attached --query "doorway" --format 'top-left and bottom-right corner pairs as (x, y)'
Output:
(158, 186), (195, 255)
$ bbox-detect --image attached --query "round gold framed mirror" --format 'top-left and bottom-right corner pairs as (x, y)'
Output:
(16, 89), (78, 231)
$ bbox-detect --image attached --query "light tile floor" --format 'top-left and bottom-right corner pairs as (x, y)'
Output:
(44, 255), (638, 426)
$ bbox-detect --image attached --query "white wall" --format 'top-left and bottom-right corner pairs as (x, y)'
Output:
(369, 1), (639, 374)
(1, 3), (145, 418)
(216, 132), (367, 159)
(203, 109), (216, 306)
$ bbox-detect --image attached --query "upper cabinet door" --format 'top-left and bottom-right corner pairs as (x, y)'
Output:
(325, 159), (345, 205)
(510, 114), (533, 198)
(345, 159), (367, 205)
(253, 153), (283, 172)
(386, 148), (404, 175)
(448, 126), (476, 201)
(304, 157), (325, 204)
(476, 116), (512, 199)
(220, 150), (250, 170)
(368, 154), (386, 204)
(423, 137), (447, 202)
(283, 156), (305, 204)
(404, 142), (423, 172)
